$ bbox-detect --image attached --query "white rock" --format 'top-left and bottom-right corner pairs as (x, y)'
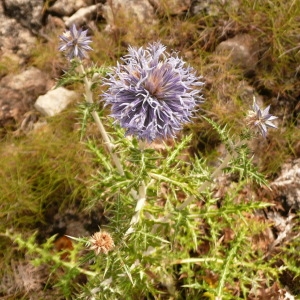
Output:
(48, 0), (88, 17)
(64, 4), (101, 27)
(34, 87), (78, 117)
(102, 0), (157, 27)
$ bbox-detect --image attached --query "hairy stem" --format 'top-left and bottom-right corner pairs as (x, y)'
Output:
(124, 180), (147, 237)
(125, 139), (159, 236)
(79, 63), (124, 176)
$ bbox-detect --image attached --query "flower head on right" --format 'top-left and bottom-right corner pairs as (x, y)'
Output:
(246, 99), (278, 138)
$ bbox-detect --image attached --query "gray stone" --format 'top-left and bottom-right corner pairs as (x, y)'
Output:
(0, 5), (36, 61)
(64, 4), (102, 28)
(48, 0), (91, 17)
(102, 0), (157, 31)
(34, 87), (78, 117)
(2, 0), (44, 31)
(0, 67), (49, 129)
(271, 158), (300, 211)
(215, 34), (259, 70)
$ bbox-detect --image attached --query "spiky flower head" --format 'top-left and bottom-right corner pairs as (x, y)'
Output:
(246, 100), (278, 138)
(89, 231), (114, 255)
(102, 42), (204, 142)
(59, 24), (92, 60)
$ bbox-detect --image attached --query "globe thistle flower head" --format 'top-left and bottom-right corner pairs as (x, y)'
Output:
(102, 42), (204, 142)
(59, 24), (92, 60)
(246, 100), (278, 138)
(88, 231), (114, 255)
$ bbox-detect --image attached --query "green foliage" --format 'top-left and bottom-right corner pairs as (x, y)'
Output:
(0, 55), (20, 78)
(3, 101), (296, 298)
(56, 60), (83, 88)
(0, 111), (93, 296)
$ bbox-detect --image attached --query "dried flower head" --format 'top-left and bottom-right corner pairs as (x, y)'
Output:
(59, 24), (92, 60)
(246, 100), (278, 138)
(102, 42), (204, 142)
(89, 231), (114, 255)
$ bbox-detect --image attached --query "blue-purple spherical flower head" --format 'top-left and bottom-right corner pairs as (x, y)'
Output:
(102, 42), (204, 142)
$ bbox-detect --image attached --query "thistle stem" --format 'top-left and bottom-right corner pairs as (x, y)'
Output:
(79, 63), (124, 176)
(79, 64), (156, 235)
(124, 142), (155, 237)
(124, 181), (147, 237)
